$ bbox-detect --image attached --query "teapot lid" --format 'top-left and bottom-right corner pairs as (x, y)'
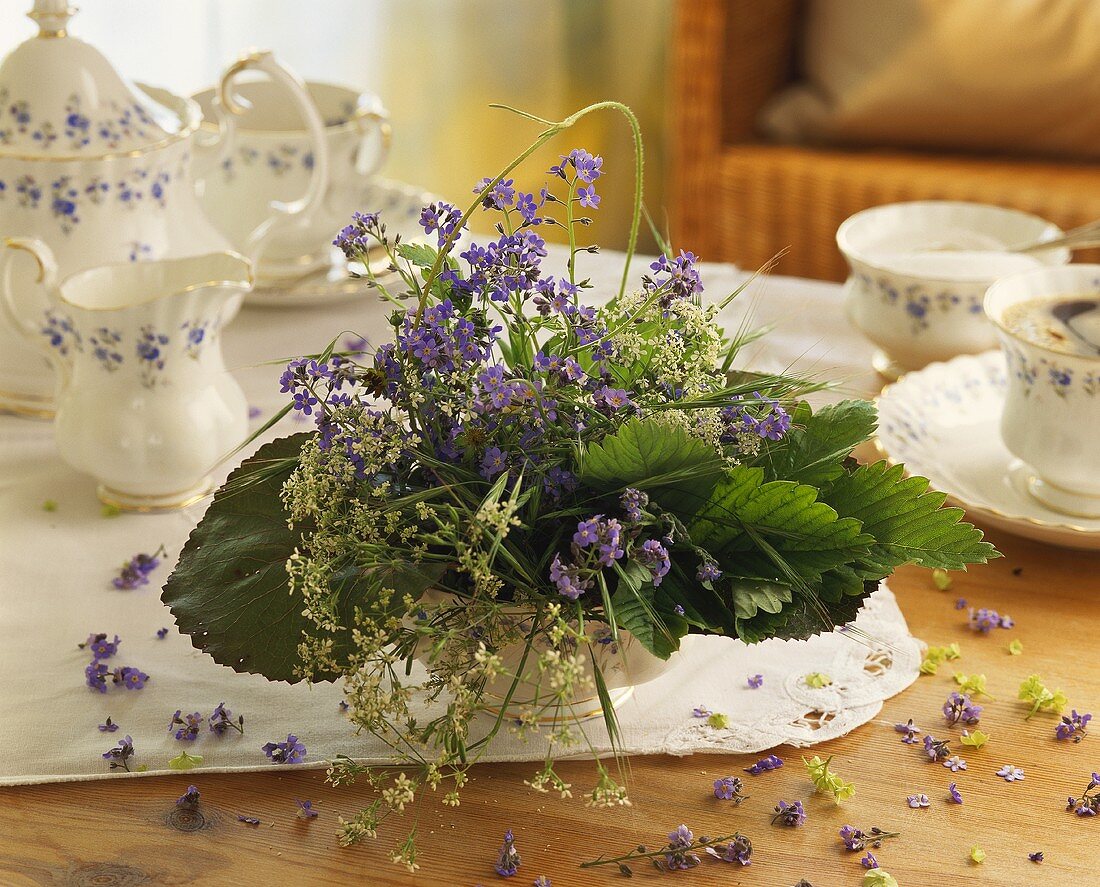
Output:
(0, 1), (198, 159)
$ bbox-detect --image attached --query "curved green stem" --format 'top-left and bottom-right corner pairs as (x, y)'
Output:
(416, 100), (645, 322)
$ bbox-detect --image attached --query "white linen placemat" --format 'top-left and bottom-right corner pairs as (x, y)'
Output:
(0, 244), (901, 785)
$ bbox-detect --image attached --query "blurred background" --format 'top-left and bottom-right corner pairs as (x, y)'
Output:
(3, 0), (1100, 276)
(0, 0), (672, 253)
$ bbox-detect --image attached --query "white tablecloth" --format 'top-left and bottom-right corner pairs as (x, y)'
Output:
(0, 245), (910, 785)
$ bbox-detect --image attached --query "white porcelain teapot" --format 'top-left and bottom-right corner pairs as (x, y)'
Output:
(0, 0), (329, 417)
(1, 237), (253, 511)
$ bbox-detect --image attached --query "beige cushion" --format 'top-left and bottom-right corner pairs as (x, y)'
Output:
(759, 0), (1100, 160)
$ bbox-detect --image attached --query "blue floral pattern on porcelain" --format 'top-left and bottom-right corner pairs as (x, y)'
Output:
(40, 314), (219, 388)
(1003, 345), (1099, 398)
(0, 89), (161, 152)
(854, 272), (983, 335)
(0, 155), (186, 235)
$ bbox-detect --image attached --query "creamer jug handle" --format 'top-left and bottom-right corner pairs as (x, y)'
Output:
(1, 237), (71, 384)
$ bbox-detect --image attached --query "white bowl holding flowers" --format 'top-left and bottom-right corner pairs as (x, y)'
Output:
(163, 101), (996, 871)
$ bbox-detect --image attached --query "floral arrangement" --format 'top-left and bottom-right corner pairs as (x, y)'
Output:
(163, 102), (995, 870)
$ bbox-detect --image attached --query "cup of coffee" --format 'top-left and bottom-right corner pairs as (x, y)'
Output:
(191, 80), (390, 282)
(985, 265), (1100, 517)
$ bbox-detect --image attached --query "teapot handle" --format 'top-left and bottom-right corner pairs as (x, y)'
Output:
(211, 50), (331, 267)
(0, 237), (70, 382)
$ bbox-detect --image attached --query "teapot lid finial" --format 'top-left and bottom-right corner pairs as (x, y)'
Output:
(28, 0), (76, 38)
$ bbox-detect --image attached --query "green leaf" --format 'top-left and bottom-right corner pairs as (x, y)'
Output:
(396, 241), (438, 268)
(734, 583), (871, 643)
(578, 418), (724, 516)
(768, 399), (878, 485)
(688, 466), (872, 579)
(822, 461), (998, 571)
(609, 581), (683, 660)
(163, 436), (441, 683)
(728, 581), (792, 620)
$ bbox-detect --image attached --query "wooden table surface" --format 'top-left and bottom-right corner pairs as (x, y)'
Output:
(2, 519), (1097, 886)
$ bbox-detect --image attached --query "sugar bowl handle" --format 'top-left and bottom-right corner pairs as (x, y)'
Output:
(212, 50), (331, 266)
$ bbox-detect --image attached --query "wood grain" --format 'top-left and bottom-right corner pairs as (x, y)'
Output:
(1, 524), (1097, 886)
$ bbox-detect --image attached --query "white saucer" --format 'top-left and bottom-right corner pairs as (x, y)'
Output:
(245, 178), (441, 309)
(875, 350), (1100, 550)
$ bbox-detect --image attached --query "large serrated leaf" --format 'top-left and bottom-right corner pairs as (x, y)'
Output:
(729, 581), (793, 619)
(162, 436), (441, 683)
(735, 582), (874, 644)
(768, 400), (878, 485)
(823, 461), (998, 571)
(578, 418), (724, 515)
(688, 466), (872, 578)
(609, 582), (683, 660)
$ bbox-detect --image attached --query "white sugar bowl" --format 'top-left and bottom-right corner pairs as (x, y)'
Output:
(837, 201), (1070, 378)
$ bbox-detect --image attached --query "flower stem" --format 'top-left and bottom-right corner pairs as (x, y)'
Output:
(580, 833), (743, 869)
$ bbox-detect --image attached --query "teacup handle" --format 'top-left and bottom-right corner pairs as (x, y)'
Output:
(216, 50), (332, 266)
(0, 237), (70, 383)
(352, 98), (392, 177)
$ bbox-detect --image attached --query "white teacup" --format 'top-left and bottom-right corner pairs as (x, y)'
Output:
(192, 80), (390, 282)
(985, 265), (1100, 518)
(838, 201), (1069, 378)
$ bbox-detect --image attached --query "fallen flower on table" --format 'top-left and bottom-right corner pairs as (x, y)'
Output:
(954, 598), (967, 610)
(861, 851), (878, 869)
(494, 829), (521, 877)
(949, 782), (963, 804)
(295, 799), (318, 819)
(1008, 638), (1023, 655)
(237, 815), (262, 826)
(803, 672), (832, 689)
(102, 735), (135, 771)
(839, 825), (901, 852)
(705, 712), (730, 729)
(943, 755), (967, 773)
(804, 754), (854, 803)
(97, 716), (118, 733)
(168, 710), (202, 741)
(960, 729), (990, 750)
(772, 799), (807, 826)
(1019, 674), (1068, 718)
(1066, 773), (1100, 816)
(262, 734), (307, 764)
(952, 672), (993, 700)
(1029, 851), (1044, 862)
(894, 719), (920, 744)
(932, 568), (952, 590)
(1055, 710), (1091, 743)
(112, 666), (148, 690)
(580, 824), (753, 874)
(943, 691), (982, 726)
(100, 503), (121, 518)
(42, 499), (57, 512)
(156, 627), (169, 639)
(176, 785), (200, 806)
(168, 750), (204, 770)
(209, 702), (245, 736)
(691, 705), (712, 718)
(747, 674), (764, 689)
(712, 776), (747, 803)
(923, 734), (952, 762)
(533, 877), (551, 887)
(996, 764), (1025, 782)
(81, 633), (120, 660)
(744, 754), (783, 775)
(906, 793), (930, 808)
(919, 642), (961, 675)
(863, 870), (898, 887)
(970, 845), (986, 864)
(111, 546), (165, 590)
(968, 607), (1012, 633)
